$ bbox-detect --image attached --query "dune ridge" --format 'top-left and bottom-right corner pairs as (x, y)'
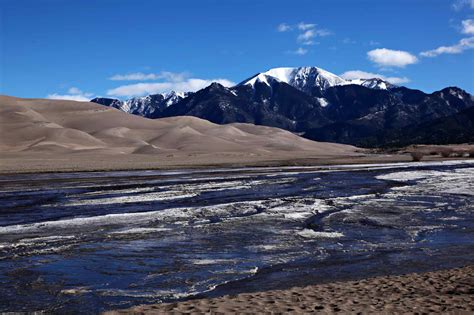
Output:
(0, 95), (358, 159)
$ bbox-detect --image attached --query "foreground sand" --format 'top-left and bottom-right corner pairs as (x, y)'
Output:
(107, 265), (474, 314)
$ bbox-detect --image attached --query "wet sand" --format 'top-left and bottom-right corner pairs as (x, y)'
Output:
(107, 265), (474, 314)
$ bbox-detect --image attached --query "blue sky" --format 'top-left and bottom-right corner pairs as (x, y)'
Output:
(1, 0), (473, 100)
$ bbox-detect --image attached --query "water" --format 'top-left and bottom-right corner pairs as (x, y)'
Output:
(0, 160), (473, 313)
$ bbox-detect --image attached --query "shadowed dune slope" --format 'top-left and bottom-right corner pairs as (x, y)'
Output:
(0, 95), (358, 157)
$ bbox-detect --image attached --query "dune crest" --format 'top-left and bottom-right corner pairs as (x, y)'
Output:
(0, 95), (358, 155)
(0, 95), (363, 172)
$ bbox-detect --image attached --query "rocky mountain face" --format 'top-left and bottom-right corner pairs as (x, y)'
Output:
(159, 80), (330, 131)
(91, 67), (474, 147)
(91, 91), (189, 118)
(305, 86), (473, 147)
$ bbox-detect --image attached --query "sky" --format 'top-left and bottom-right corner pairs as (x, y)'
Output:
(1, 0), (474, 100)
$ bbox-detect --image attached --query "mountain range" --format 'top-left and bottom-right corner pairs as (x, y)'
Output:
(91, 67), (474, 147)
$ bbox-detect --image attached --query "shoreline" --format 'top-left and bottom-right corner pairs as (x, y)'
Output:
(0, 152), (471, 175)
(106, 265), (474, 314)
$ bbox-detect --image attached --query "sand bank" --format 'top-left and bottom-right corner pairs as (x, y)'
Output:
(106, 265), (474, 314)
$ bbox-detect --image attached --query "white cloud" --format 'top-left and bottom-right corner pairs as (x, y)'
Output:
(419, 19), (474, 58)
(109, 73), (160, 81)
(47, 86), (93, 102)
(297, 22), (316, 31)
(420, 36), (474, 57)
(452, 0), (474, 10)
(297, 29), (316, 45)
(296, 28), (330, 45)
(291, 47), (308, 55)
(277, 23), (292, 32)
(340, 70), (410, 84)
(107, 78), (235, 97)
(67, 87), (83, 94)
(109, 71), (189, 82)
(279, 22), (331, 46)
(314, 29), (332, 36)
(462, 19), (474, 34)
(47, 93), (91, 102)
(367, 48), (418, 67)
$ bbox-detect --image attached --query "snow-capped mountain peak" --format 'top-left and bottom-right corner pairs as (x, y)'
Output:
(242, 72), (284, 87)
(239, 66), (399, 93)
(284, 67), (346, 91)
(240, 66), (347, 94)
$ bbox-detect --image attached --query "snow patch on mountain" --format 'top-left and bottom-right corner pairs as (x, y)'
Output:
(347, 78), (395, 90)
(163, 91), (188, 107)
(317, 97), (330, 107)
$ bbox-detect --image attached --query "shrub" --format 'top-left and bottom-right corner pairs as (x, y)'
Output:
(438, 147), (453, 158)
(410, 151), (424, 162)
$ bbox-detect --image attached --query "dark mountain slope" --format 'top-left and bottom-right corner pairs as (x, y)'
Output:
(304, 86), (474, 147)
(159, 80), (330, 131)
(383, 106), (474, 146)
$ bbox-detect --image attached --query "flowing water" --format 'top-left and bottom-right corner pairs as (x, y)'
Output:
(0, 161), (473, 313)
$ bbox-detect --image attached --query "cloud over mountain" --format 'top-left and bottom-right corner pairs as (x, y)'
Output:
(420, 37), (474, 57)
(109, 71), (190, 82)
(47, 87), (93, 102)
(367, 48), (418, 68)
(107, 78), (235, 97)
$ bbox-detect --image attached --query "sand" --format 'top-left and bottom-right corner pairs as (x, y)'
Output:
(0, 95), (364, 172)
(106, 265), (474, 314)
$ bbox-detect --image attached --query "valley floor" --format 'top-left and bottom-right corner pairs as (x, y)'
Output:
(1, 160), (473, 313)
(0, 151), (466, 174)
(107, 265), (474, 314)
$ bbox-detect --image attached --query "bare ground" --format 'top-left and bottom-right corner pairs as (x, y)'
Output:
(106, 265), (474, 314)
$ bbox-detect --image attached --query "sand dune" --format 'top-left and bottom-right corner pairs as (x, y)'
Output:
(0, 95), (358, 155)
(0, 95), (361, 172)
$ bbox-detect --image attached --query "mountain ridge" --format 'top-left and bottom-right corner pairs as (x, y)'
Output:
(91, 66), (474, 147)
